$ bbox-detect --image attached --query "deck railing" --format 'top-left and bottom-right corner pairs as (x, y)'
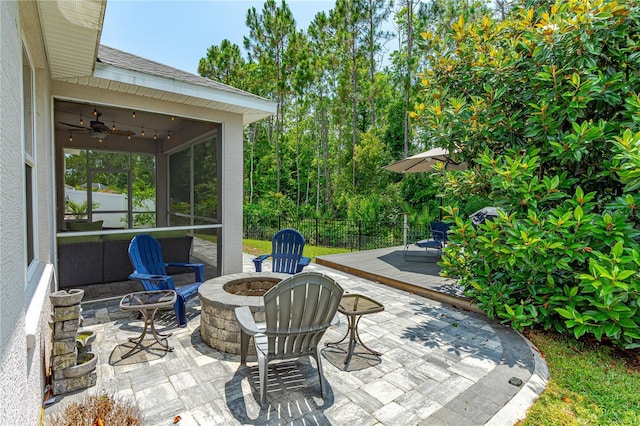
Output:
(243, 214), (430, 251)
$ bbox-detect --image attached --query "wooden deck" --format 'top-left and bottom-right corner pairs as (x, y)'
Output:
(316, 245), (481, 313)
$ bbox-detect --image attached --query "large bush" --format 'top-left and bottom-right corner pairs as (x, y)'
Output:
(415, 0), (640, 348)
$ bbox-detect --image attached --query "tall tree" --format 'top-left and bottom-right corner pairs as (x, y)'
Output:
(308, 12), (335, 213)
(331, 0), (367, 190)
(244, 0), (296, 194)
(362, 0), (393, 130)
(197, 39), (247, 87)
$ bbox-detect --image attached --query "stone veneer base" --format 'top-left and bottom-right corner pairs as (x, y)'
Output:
(198, 272), (288, 354)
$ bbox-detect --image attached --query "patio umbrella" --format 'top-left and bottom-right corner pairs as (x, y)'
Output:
(384, 148), (466, 228)
(383, 148), (466, 173)
(469, 206), (502, 227)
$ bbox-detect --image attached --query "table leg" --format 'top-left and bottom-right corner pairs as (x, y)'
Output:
(325, 320), (350, 347)
(343, 315), (357, 367)
(325, 313), (381, 368)
(149, 308), (173, 351)
(353, 315), (381, 356)
(121, 308), (173, 359)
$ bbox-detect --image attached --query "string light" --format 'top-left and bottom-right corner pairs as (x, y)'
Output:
(127, 135), (131, 140)
(166, 132), (171, 140)
(132, 110), (136, 119)
(141, 126), (145, 136)
(171, 116), (175, 121)
(153, 131), (157, 140)
(112, 121), (116, 131)
(98, 138), (103, 143)
(93, 107), (98, 117)
(69, 132), (73, 142)
(79, 114), (84, 126)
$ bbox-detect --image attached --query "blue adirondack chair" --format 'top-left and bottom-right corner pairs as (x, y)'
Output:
(128, 234), (204, 327)
(252, 228), (311, 274)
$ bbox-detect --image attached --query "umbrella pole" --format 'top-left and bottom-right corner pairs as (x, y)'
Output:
(403, 213), (408, 246)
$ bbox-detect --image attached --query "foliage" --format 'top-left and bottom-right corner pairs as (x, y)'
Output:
(419, 0), (640, 349)
(47, 394), (140, 426)
(64, 198), (97, 219)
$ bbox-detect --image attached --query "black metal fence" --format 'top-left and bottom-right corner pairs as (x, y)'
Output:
(243, 214), (429, 251)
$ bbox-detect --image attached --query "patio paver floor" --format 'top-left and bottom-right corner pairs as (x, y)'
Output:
(45, 247), (547, 425)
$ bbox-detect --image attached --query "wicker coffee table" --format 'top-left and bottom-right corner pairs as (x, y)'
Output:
(325, 293), (384, 367)
(119, 290), (176, 358)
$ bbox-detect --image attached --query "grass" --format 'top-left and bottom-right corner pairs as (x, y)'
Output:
(242, 238), (352, 260)
(519, 330), (640, 425)
(195, 233), (352, 261)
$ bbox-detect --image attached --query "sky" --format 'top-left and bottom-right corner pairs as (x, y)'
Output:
(101, 1), (340, 75)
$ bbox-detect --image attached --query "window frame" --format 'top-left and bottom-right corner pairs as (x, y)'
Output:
(22, 42), (38, 282)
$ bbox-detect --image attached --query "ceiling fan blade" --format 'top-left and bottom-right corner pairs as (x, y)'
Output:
(59, 122), (90, 130)
(110, 129), (136, 137)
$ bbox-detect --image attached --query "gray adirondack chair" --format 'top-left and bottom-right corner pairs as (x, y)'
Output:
(235, 272), (344, 408)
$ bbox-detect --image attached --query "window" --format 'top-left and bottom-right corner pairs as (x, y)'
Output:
(23, 46), (35, 268)
(168, 134), (218, 228)
(63, 149), (156, 229)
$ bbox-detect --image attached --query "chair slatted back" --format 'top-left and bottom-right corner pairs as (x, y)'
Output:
(263, 272), (344, 359)
(128, 234), (170, 291)
(271, 229), (306, 274)
(430, 222), (450, 245)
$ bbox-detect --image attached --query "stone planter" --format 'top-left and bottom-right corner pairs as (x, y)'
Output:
(50, 289), (85, 307)
(76, 330), (96, 349)
(62, 352), (98, 378)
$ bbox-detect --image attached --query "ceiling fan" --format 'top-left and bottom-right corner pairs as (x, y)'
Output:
(59, 111), (135, 139)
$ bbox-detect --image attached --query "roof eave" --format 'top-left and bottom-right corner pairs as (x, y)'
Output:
(93, 63), (276, 125)
(37, 0), (106, 79)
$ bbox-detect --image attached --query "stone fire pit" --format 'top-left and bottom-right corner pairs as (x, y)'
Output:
(199, 272), (289, 354)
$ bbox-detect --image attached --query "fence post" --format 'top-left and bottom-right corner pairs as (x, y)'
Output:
(358, 220), (362, 251)
(315, 218), (319, 247)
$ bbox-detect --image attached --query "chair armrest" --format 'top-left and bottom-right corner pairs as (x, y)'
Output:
(234, 306), (261, 336)
(299, 256), (311, 267)
(128, 273), (175, 292)
(128, 272), (172, 283)
(166, 262), (205, 282)
(431, 230), (447, 243)
(252, 254), (271, 272)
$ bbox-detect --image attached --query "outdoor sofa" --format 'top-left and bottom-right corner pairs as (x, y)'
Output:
(57, 228), (194, 288)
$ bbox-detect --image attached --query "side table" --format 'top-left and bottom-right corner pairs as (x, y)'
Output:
(119, 290), (177, 359)
(325, 293), (384, 367)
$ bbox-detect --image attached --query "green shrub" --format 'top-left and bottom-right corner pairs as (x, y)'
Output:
(417, 1), (640, 349)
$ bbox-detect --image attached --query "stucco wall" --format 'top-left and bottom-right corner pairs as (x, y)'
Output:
(1, 2), (55, 424)
(0, 1), (31, 423)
